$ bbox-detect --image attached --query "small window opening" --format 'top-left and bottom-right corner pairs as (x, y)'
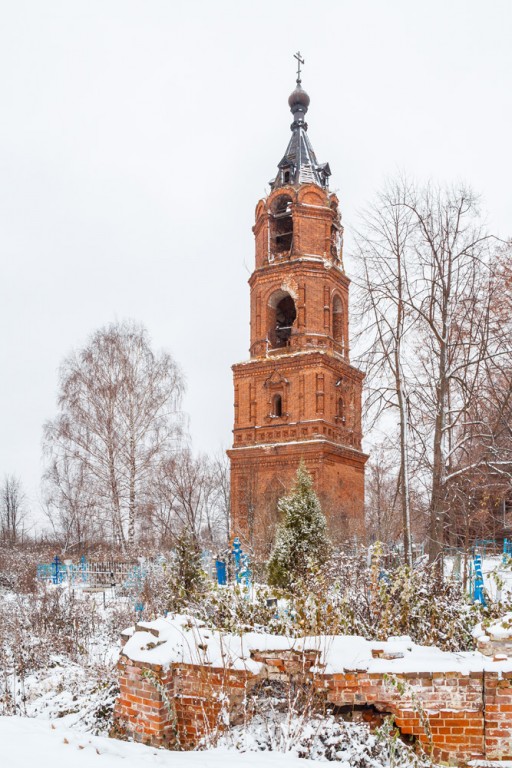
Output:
(283, 170), (290, 184)
(271, 195), (293, 255)
(337, 397), (345, 422)
(273, 394), (283, 418)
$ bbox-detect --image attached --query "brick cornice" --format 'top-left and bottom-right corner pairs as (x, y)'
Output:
(227, 438), (368, 466)
(232, 350), (365, 382)
(248, 258), (349, 287)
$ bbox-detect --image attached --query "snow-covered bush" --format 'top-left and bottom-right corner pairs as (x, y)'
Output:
(155, 548), (500, 652)
(0, 542), (54, 593)
(214, 678), (429, 767)
(220, 714), (428, 766)
(288, 549), (500, 651)
(0, 584), (104, 710)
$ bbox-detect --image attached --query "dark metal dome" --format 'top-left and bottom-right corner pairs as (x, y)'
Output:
(288, 85), (310, 113)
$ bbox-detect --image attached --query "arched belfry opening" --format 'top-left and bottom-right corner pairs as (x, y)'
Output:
(270, 195), (293, 257)
(333, 294), (344, 348)
(268, 290), (297, 349)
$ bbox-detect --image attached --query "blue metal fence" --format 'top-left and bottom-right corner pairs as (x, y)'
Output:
(36, 546), (252, 591)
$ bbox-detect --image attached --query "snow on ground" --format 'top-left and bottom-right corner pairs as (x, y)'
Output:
(0, 717), (311, 768)
(19, 655), (119, 732)
(445, 555), (512, 601)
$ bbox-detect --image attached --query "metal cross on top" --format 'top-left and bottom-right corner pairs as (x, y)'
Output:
(294, 51), (304, 84)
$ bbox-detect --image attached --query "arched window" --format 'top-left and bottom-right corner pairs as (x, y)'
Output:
(275, 295), (296, 344)
(268, 291), (297, 348)
(270, 195), (293, 255)
(272, 394), (283, 418)
(268, 290), (297, 348)
(333, 294), (344, 346)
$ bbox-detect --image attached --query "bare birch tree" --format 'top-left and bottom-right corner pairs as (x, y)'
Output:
(443, 243), (512, 544)
(43, 455), (99, 551)
(403, 185), (497, 560)
(0, 475), (25, 543)
(355, 178), (418, 565)
(364, 443), (402, 545)
(43, 320), (184, 550)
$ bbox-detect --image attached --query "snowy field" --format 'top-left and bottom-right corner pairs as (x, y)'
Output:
(0, 717), (310, 768)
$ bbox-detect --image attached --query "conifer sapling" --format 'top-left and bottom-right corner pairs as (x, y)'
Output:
(267, 462), (332, 590)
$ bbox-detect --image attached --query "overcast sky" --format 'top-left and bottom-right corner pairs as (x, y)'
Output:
(1, 0), (511, 523)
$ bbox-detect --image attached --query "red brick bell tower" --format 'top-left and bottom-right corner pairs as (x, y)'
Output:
(227, 66), (367, 553)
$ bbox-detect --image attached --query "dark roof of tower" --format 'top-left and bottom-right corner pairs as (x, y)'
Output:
(271, 78), (331, 191)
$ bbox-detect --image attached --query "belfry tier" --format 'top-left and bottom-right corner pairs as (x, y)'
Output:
(250, 183), (349, 361)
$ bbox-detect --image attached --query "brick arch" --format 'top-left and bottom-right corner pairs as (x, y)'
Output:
(299, 189), (326, 205)
(297, 184), (327, 205)
(255, 200), (266, 220)
(266, 186), (299, 209)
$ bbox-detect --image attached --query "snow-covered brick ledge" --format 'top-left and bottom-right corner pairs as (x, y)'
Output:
(114, 614), (512, 763)
(474, 613), (512, 660)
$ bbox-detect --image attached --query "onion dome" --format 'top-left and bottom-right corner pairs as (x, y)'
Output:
(288, 85), (310, 113)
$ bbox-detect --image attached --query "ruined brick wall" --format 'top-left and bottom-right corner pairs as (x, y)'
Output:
(318, 670), (486, 763)
(114, 656), (177, 747)
(114, 647), (512, 762)
(115, 655), (255, 749)
(484, 672), (512, 759)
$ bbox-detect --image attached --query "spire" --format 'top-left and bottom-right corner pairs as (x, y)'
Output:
(271, 53), (331, 191)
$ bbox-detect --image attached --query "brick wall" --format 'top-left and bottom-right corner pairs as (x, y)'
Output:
(114, 654), (255, 749)
(114, 642), (512, 762)
(484, 672), (512, 759)
(317, 669), (486, 762)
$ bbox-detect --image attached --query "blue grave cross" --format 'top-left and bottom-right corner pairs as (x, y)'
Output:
(239, 552), (252, 589)
(215, 560), (227, 586)
(473, 554), (486, 605)
(52, 555), (63, 585)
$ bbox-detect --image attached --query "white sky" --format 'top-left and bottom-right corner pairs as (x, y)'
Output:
(1, 0), (511, 522)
